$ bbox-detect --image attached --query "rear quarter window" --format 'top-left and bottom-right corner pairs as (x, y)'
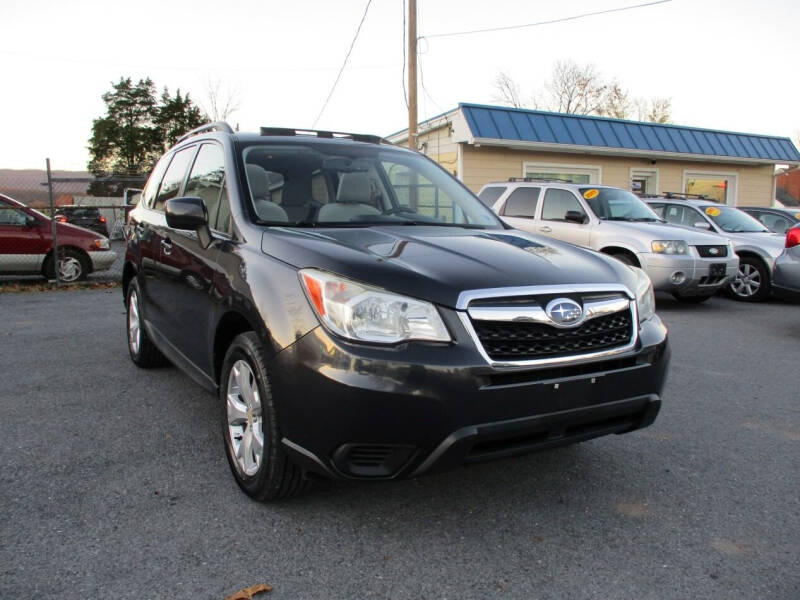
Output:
(477, 186), (506, 207)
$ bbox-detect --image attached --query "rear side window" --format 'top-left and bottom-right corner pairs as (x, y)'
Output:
(154, 146), (197, 212)
(184, 143), (229, 232)
(478, 186), (505, 207)
(541, 189), (585, 221)
(501, 187), (540, 218)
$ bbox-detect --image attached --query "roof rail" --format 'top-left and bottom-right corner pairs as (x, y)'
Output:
(662, 191), (715, 201)
(176, 122), (234, 144)
(259, 127), (389, 145)
(508, 176), (575, 183)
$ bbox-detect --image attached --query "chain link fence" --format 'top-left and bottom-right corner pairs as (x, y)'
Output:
(0, 161), (145, 287)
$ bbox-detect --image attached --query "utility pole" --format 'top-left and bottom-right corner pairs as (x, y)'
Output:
(407, 0), (417, 150)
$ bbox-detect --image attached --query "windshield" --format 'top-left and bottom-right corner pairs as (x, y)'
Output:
(579, 187), (662, 222)
(241, 143), (502, 229)
(703, 205), (769, 233)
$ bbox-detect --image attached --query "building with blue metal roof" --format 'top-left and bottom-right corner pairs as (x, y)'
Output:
(388, 103), (800, 206)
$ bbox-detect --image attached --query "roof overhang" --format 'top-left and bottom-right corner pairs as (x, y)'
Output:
(468, 137), (800, 166)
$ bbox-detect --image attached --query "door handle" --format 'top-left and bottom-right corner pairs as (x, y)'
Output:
(161, 238), (173, 255)
(539, 226), (552, 233)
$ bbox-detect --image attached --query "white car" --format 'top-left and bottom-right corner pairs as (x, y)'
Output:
(478, 179), (738, 303)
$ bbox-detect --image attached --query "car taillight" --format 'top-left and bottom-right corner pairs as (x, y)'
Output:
(55, 215), (67, 222)
(786, 227), (800, 248)
(98, 215), (107, 223)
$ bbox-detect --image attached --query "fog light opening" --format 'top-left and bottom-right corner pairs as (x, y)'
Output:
(670, 271), (686, 285)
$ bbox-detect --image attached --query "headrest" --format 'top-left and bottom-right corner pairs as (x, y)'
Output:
(246, 164), (269, 198)
(336, 172), (371, 204)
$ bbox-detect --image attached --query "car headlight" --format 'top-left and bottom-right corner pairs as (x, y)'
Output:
(299, 269), (451, 344)
(630, 266), (655, 323)
(651, 240), (688, 255)
(89, 238), (109, 250)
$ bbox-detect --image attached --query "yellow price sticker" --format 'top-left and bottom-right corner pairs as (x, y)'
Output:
(583, 189), (599, 200)
(705, 207), (721, 217)
(795, 213), (800, 220)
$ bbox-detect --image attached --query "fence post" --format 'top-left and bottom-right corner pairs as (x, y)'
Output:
(45, 158), (60, 286)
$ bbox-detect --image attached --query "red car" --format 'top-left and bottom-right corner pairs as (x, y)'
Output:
(0, 193), (116, 282)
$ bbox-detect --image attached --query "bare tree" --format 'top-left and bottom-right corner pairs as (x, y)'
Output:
(200, 77), (241, 122)
(491, 70), (525, 109)
(545, 60), (607, 115)
(600, 82), (632, 119)
(635, 97), (672, 124)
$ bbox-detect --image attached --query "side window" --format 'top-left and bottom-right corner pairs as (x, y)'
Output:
(141, 153), (172, 210)
(661, 205), (685, 226)
(184, 144), (228, 231)
(648, 203), (665, 217)
(0, 207), (28, 226)
(541, 189), (586, 221)
(501, 187), (540, 218)
(154, 146), (196, 212)
(477, 186), (506, 208)
(757, 213), (790, 234)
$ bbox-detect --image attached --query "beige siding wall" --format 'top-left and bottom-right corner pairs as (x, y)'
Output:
(416, 125), (459, 176)
(453, 145), (775, 206)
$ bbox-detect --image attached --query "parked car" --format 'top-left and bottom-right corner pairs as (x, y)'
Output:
(772, 226), (800, 301)
(54, 206), (109, 237)
(646, 198), (786, 302)
(738, 206), (800, 234)
(477, 179), (738, 303)
(0, 193), (116, 282)
(123, 123), (670, 501)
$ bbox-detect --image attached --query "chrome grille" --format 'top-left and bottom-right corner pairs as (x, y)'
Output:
(695, 245), (728, 258)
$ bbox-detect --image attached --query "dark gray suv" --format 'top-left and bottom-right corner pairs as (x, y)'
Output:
(123, 123), (669, 501)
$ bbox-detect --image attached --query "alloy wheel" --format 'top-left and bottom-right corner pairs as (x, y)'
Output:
(58, 254), (83, 282)
(226, 360), (265, 477)
(128, 290), (141, 355)
(731, 263), (761, 298)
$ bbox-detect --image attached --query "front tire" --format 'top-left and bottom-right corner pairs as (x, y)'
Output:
(220, 332), (308, 501)
(44, 248), (88, 282)
(727, 256), (770, 302)
(126, 279), (167, 368)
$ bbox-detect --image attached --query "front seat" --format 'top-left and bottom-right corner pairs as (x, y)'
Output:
(317, 173), (381, 222)
(245, 164), (288, 222)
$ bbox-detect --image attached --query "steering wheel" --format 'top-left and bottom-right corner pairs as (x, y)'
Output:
(383, 206), (416, 216)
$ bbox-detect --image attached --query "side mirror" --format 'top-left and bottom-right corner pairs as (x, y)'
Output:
(26, 215), (39, 227)
(693, 221), (712, 230)
(565, 210), (588, 224)
(124, 188), (143, 206)
(165, 197), (212, 248)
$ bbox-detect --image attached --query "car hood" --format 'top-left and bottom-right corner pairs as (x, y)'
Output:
(598, 220), (727, 244)
(261, 226), (634, 308)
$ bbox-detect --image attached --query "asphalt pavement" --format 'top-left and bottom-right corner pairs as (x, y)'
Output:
(0, 289), (798, 599)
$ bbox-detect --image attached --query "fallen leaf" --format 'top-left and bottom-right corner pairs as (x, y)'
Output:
(224, 583), (272, 600)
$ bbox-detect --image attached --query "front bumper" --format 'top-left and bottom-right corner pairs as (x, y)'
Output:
(88, 250), (117, 272)
(268, 311), (670, 480)
(640, 252), (738, 296)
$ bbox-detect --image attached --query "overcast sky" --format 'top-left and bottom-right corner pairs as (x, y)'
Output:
(1, 0), (798, 171)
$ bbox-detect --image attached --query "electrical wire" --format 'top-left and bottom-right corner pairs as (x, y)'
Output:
(420, 0), (672, 40)
(312, 0), (373, 129)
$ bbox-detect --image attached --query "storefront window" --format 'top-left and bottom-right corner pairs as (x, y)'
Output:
(685, 177), (728, 203)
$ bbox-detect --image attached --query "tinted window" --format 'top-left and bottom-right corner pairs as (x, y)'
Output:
(478, 186), (506, 207)
(154, 147), (196, 212)
(142, 153), (172, 209)
(541, 189), (585, 221)
(502, 187), (540, 218)
(185, 144), (228, 231)
(755, 212), (792, 234)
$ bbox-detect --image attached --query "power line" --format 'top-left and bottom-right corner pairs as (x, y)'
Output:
(420, 0), (672, 40)
(312, 0), (373, 129)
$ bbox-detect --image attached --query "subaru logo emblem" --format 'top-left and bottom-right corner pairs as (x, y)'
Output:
(545, 298), (583, 327)
(709, 247), (719, 255)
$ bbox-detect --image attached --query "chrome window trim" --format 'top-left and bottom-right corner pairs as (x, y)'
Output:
(456, 283), (639, 369)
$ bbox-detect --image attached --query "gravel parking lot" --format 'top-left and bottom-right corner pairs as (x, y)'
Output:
(1, 289), (798, 599)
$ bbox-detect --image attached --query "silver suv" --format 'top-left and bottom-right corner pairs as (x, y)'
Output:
(478, 180), (738, 303)
(646, 197), (788, 302)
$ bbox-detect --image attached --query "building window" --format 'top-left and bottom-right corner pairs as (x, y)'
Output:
(523, 162), (600, 184)
(683, 171), (738, 205)
(630, 168), (658, 196)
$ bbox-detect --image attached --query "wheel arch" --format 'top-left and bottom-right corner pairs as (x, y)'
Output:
(213, 310), (260, 385)
(41, 245), (92, 276)
(600, 245), (641, 267)
(122, 261), (137, 303)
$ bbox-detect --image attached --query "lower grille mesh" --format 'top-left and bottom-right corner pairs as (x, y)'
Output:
(472, 310), (632, 361)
